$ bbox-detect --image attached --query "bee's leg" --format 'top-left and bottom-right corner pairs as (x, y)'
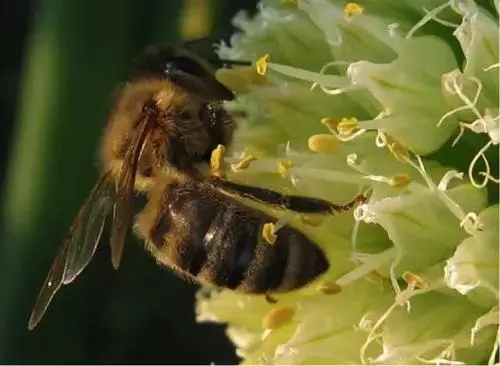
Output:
(211, 178), (366, 215)
(210, 144), (226, 178)
(265, 293), (278, 304)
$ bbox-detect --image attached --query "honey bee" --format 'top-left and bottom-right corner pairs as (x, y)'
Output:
(28, 41), (364, 330)
(28, 43), (243, 330)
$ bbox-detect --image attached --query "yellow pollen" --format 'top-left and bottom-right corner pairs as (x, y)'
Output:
(390, 173), (411, 188)
(256, 54), (270, 76)
(343, 2), (364, 20)
(231, 153), (256, 171)
(261, 306), (295, 329)
(308, 134), (341, 154)
(262, 222), (277, 244)
(402, 271), (427, 290)
(320, 117), (338, 131)
(210, 144), (226, 177)
(317, 280), (342, 295)
(337, 117), (358, 136)
(278, 160), (293, 178)
(388, 142), (409, 162)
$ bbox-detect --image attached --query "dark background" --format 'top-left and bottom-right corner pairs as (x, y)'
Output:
(0, 0), (256, 364)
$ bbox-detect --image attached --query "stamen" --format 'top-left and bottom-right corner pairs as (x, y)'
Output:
(437, 170), (464, 191)
(451, 123), (466, 147)
(358, 312), (376, 332)
(488, 332), (499, 365)
(484, 63), (500, 71)
(422, 6), (460, 27)
(346, 153), (364, 172)
(390, 173), (411, 188)
(320, 117), (338, 133)
(231, 153), (257, 171)
(261, 306), (295, 329)
(375, 129), (388, 147)
(316, 280), (342, 295)
(350, 215), (361, 253)
(479, 172), (500, 183)
(262, 222), (278, 244)
(343, 2), (364, 21)
(210, 144), (226, 177)
(387, 23), (400, 37)
(470, 307), (499, 346)
(438, 71), (484, 128)
(256, 54), (269, 76)
(469, 140), (495, 188)
(387, 141), (409, 162)
(360, 301), (400, 364)
(459, 212), (484, 233)
(336, 248), (396, 287)
(278, 160), (293, 178)
(310, 61), (354, 95)
(405, 154), (482, 234)
(414, 342), (463, 365)
(353, 203), (374, 223)
(337, 117), (358, 136)
(406, 1), (453, 39)
(308, 134), (341, 154)
(402, 271), (428, 290)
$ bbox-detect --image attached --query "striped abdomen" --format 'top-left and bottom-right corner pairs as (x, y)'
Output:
(138, 179), (329, 294)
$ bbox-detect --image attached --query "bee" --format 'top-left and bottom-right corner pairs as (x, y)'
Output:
(28, 41), (364, 330)
(28, 42), (246, 330)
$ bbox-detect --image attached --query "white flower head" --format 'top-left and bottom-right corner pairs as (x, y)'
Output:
(199, 0), (499, 364)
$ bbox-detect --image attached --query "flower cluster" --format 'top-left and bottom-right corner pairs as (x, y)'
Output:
(197, 0), (499, 364)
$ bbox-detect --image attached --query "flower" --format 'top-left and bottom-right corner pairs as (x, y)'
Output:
(197, 0), (499, 364)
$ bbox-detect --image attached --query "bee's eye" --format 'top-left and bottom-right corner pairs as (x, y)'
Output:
(198, 103), (217, 125)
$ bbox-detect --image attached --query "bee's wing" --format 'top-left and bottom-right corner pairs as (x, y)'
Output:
(109, 113), (154, 270)
(28, 173), (114, 330)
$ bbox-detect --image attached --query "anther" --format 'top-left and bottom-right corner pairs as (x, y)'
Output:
(210, 144), (226, 177)
(261, 306), (295, 329)
(256, 54), (270, 76)
(337, 117), (358, 136)
(389, 173), (411, 188)
(278, 160), (293, 178)
(402, 271), (427, 290)
(320, 117), (338, 132)
(316, 280), (342, 295)
(262, 222), (277, 245)
(308, 134), (341, 154)
(387, 141), (409, 162)
(231, 153), (257, 171)
(343, 2), (364, 20)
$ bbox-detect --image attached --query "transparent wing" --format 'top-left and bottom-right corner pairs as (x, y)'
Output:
(28, 173), (114, 330)
(109, 113), (154, 269)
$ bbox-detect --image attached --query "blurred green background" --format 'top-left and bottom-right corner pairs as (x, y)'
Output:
(0, 0), (256, 363)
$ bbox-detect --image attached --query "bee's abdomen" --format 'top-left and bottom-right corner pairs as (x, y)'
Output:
(149, 183), (329, 294)
(232, 220), (329, 294)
